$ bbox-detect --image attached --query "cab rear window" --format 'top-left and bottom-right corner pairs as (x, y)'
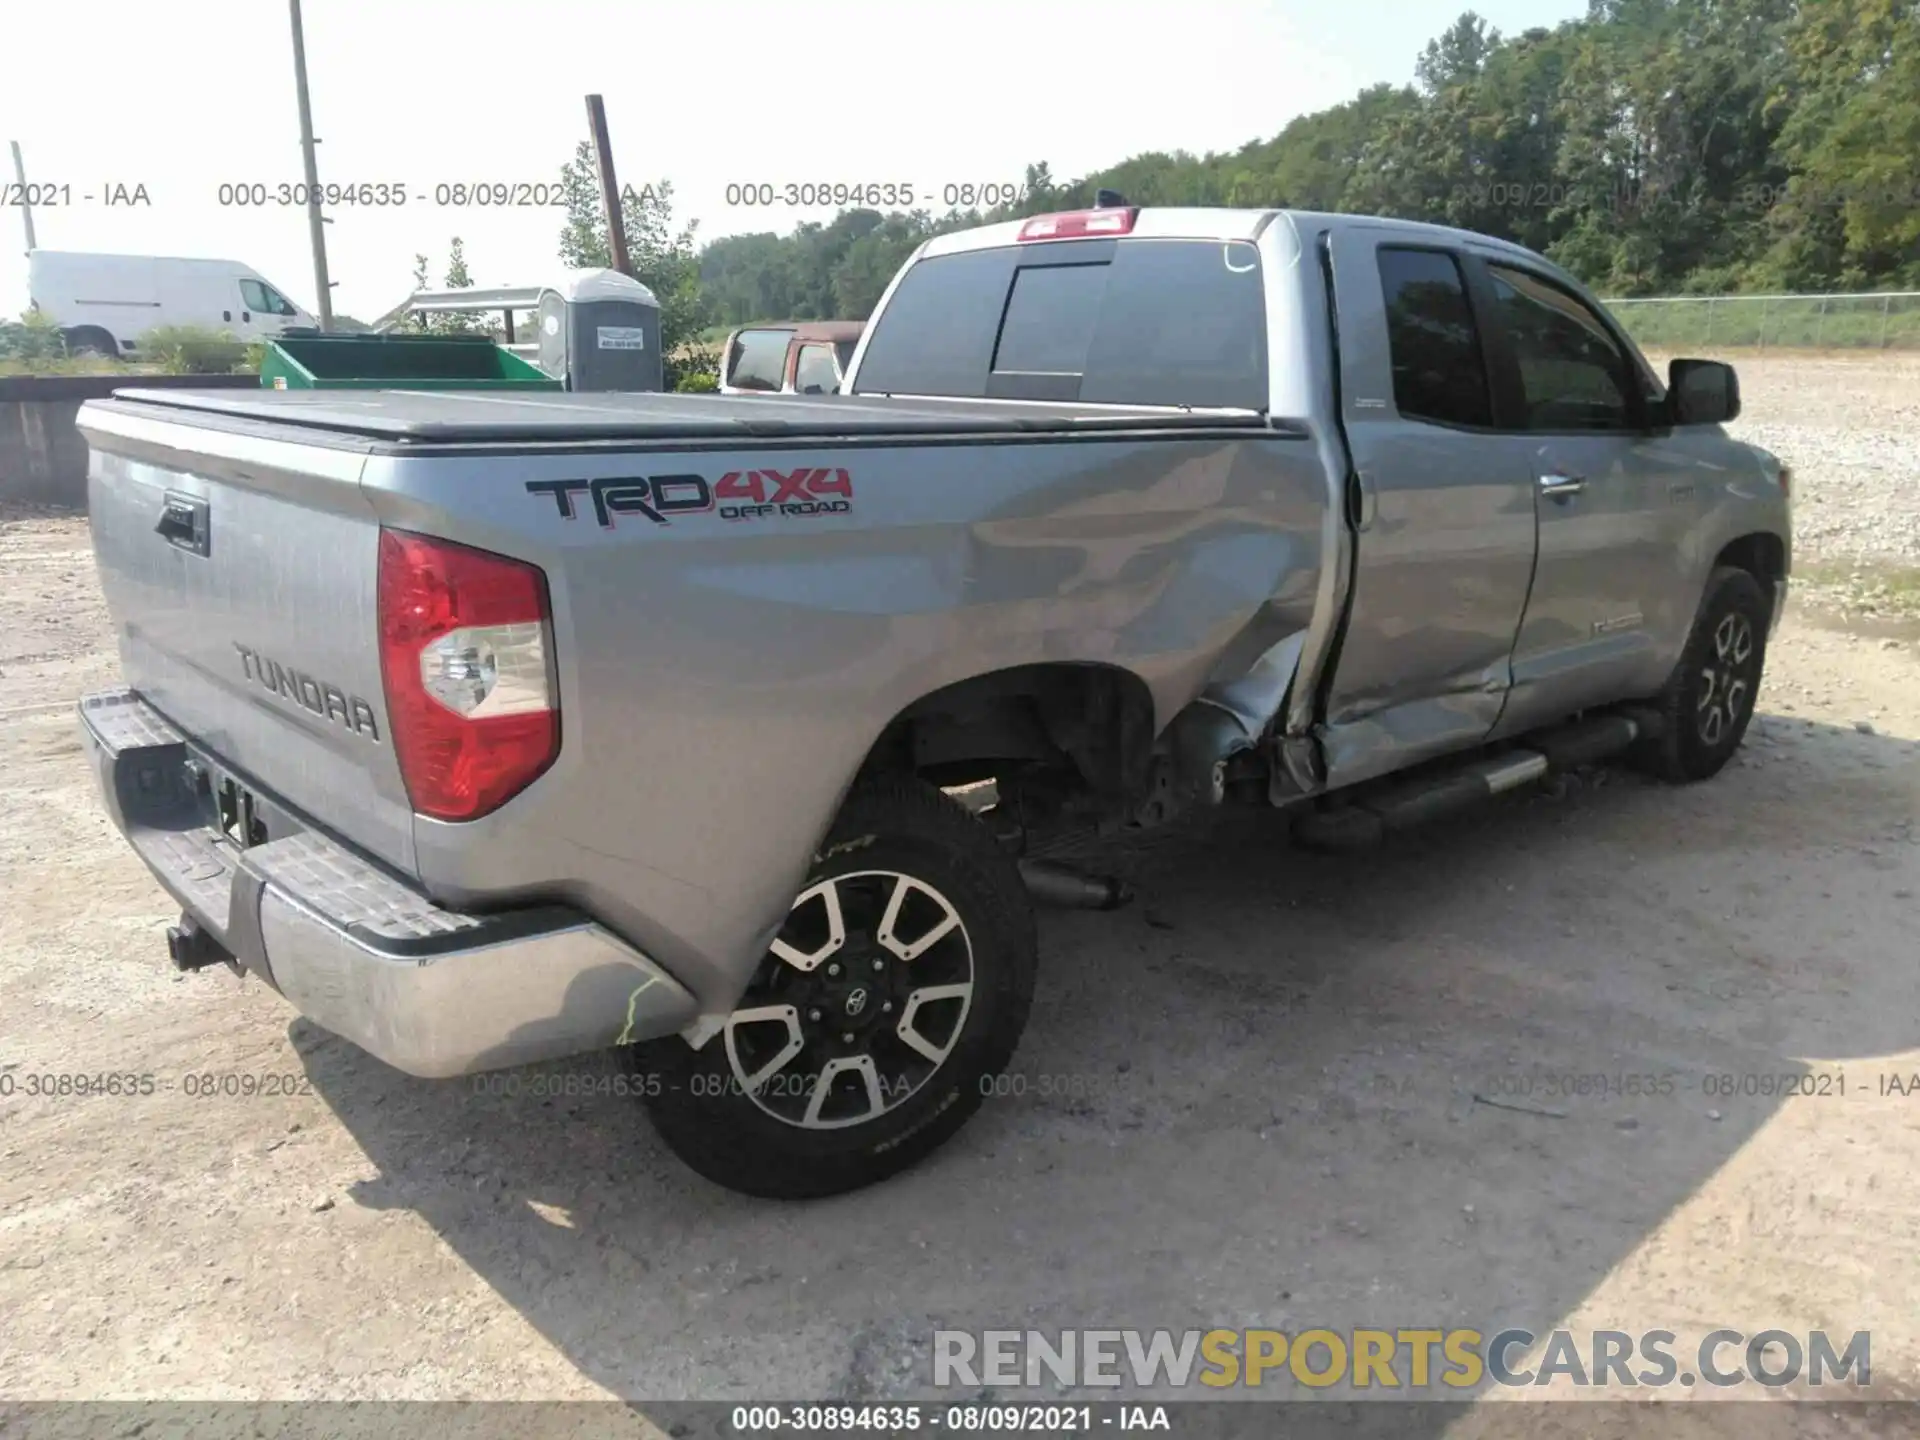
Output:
(853, 238), (1267, 410)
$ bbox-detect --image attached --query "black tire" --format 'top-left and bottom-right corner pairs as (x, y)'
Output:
(632, 778), (1038, 1199)
(64, 327), (118, 358)
(1635, 565), (1771, 784)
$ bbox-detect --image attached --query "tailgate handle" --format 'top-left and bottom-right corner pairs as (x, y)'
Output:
(156, 491), (210, 556)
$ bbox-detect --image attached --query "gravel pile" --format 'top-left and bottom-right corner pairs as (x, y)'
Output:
(1721, 352), (1920, 568)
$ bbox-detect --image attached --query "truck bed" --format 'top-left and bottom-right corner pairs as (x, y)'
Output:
(96, 386), (1283, 448)
(76, 380), (1332, 1027)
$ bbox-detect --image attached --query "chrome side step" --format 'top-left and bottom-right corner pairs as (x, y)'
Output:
(1290, 712), (1647, 852)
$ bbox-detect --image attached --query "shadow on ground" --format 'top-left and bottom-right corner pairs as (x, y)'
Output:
(292, 713), (1920, 1436)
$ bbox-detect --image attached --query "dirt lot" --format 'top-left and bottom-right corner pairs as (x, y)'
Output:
(2, 353), (1918, 1434)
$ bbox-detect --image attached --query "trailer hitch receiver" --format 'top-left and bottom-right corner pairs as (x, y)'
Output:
(166, 915), (236, 973)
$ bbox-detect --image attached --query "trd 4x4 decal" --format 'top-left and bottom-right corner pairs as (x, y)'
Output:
(526, 469), (853, 528)
(715, 468), (851, 521)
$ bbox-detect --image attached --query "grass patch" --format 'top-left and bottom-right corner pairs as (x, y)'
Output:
(1793, 559), (1920, 619)
(0, 356), (142, 377)
(1609, 295), (1920, 353)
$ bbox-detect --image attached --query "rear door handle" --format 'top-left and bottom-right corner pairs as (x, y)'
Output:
(1539, 473), (1586, 499)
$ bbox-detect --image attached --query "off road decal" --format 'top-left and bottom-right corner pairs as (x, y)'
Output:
(526, 469), (853, 528)
(716, 468), (853, 522)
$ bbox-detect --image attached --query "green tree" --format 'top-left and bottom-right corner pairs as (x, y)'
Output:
(1417, 11), (1501, 92)
(404, 240), (485, 333)
(436, 237), (484, 334)
(681, 0), (1918, 317)
(1760, 0), (1920, 288)
(445, 236), (474, 288)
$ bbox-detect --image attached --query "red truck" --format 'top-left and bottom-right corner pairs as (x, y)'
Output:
(718, 320), (865, 395)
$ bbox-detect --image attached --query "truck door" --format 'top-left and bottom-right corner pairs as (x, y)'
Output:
(1318, 231), (1539, 786)
(1470, 260), (1693, 737)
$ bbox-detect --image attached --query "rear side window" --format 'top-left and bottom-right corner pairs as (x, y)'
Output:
(726, 328), (791, 391)
(1376, 248), (1492, 428)
(855, 239), (1266, 409)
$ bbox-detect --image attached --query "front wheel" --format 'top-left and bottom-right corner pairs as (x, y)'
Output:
(633, 779), (1037, 1199)
(1635, 565), (1771, 784)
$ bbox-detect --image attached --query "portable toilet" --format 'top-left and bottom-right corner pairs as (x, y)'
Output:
(536, 269), (663, 392)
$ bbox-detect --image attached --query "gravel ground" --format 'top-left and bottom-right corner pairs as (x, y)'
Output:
(2, 356), (1919, 1437)
(1653, 349), (1920, 620)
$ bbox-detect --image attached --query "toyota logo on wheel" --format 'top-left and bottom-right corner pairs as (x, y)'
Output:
(844, 987), (869, 1017)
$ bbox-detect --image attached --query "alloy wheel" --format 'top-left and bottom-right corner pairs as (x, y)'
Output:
(723, 869), (975, 1130)
(1696, 610), (1757, 747)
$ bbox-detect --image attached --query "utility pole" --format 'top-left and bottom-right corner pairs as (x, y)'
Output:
(9, 142), (36, 254)
(288, 0), (334, 329)
(584, 95), (633, 278)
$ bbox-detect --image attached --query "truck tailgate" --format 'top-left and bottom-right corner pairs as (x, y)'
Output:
(79, 403), (418, 875)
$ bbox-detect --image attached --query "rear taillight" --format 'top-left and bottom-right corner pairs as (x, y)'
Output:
(1017, 208), (1139, 241)
(377, 529), (558, 822)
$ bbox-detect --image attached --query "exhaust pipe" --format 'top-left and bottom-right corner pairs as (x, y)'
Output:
(1019, 859), (1134, 911)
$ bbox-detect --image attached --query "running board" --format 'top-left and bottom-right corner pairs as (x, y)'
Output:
(1291, 712), (1646, 852)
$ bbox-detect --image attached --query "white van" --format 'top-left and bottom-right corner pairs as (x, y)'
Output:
(26, 250), (317, 358)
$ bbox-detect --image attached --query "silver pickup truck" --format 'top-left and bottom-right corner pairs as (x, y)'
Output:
(75, 204), (1790, 1198)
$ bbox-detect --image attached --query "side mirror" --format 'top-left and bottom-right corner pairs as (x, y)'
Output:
(1668, 358), (1740, 425)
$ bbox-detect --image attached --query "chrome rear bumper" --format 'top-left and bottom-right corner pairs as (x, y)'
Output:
(78, 690), (697, 1078)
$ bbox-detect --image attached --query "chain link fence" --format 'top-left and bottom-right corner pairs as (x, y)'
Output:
(1604, 291), (1920, 352)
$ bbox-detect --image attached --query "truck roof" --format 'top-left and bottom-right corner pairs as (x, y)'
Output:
(790, 321), (866, 342)
(916, 206), (1553, 272)
(730, 320), (866, 341)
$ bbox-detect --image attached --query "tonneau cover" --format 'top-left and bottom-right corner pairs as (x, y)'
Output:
(90, 386), (1277, 445)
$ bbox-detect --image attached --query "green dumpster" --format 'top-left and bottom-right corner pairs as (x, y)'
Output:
(260, 330), (561, 391)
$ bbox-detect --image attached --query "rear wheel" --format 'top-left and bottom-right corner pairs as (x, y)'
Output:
(64, 327), (118, 358)
(633, 779), (1037, 1199)
(1636, 566), (1770, 783)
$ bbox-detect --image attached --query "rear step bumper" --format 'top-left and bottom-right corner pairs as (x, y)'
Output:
(78, 690), (698, 1079)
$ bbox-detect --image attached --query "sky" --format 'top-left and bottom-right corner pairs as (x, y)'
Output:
(0, 0), (1589, 322)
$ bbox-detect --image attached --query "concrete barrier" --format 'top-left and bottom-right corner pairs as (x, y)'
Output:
(0, 374), (258, 509)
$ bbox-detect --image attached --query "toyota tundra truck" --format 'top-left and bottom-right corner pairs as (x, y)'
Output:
(74, 203), (1790, 1198)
